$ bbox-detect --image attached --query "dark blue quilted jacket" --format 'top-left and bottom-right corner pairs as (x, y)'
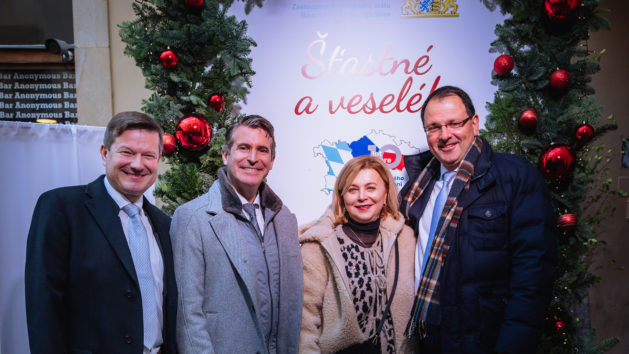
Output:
(400, 138), (557, 354)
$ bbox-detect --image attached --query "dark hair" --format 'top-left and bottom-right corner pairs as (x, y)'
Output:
(420, 85), (476, 122)
(103, 111), (164, 153)
(222, 115), (276, 158)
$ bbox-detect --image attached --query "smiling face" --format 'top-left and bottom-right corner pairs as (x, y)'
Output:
(221, 125), (275, 202)
(423, 94), (479, 171)
(101, 129), (161, 202)
(342, 168), (388, 224)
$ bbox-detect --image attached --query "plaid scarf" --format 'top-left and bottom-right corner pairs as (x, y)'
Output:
(403, 137), (483, 339)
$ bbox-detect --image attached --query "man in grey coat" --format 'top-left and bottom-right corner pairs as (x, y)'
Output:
(171, 115), (303, 354)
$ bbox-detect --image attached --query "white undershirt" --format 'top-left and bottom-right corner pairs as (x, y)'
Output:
(414, 165), (456, 291)
(104, 178), (164, 353)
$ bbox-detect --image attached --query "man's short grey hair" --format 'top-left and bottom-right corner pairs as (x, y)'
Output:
(222, 115), (276, 158)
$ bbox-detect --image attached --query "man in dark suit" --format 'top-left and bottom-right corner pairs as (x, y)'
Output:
(25, 111), (177, 354)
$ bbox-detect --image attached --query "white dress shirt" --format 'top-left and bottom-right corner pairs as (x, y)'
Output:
(103, 178), (164, 353)
(414, 165), (456, 290)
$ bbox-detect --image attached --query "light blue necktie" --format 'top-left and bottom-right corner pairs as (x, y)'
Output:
(122, 203), (158, 349)
(421, 171), (455, 273)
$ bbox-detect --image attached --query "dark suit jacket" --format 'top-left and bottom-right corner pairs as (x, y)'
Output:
(25, 175), (177, 354)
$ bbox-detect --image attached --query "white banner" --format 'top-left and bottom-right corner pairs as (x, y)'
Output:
(233, 0), (504, 223)
(0, 122), (107, 354)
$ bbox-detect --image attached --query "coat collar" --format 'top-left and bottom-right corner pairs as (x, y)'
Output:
(299, 208), (406, 245)
(471, 139), (494, 187)
(215, 167), (283, 216)
(403, 150), (434, 183)
(403, 136), (495, 187)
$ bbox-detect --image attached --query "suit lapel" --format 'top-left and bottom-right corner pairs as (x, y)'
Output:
(144, 201), (168, 254)
(209, 213), (257, 299)
(84, 176), (138, 284)
(205, 182), (258, 312)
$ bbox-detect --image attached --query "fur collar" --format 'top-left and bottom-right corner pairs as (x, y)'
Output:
(299, 207), (405, 244)
(217, 167), (283, 215)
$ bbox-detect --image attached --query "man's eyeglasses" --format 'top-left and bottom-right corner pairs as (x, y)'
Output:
(423, 115), (473, 135)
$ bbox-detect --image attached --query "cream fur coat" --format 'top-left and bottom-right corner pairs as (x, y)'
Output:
(298, 210), (418, 353)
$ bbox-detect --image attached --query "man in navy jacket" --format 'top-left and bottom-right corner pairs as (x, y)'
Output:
(400, 86), (556, 353)
(25, 112), (177, 354)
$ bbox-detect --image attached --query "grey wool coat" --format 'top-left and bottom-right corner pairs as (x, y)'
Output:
(171, 168), (303, 354)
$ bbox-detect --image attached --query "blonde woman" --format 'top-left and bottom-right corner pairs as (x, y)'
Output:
(299, 155), (417, 353)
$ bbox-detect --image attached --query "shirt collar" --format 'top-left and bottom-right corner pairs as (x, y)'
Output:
(103, 176), (144, 210)
(440, 165), (458, 180)
(234, 189), (261, 207)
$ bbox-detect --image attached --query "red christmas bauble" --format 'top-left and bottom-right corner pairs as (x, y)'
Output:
(576, 124), (594, 144)
(162, 133), (176, 155)
(160, 50), (178, 68)
(538, 145), (575, 180)
(545, 0), (579, 21)
(518, 108), (538, 133)
(494, 54), (515, 76)
(550, 69), (570, 90)
(557, 213), (577, 232)
(555, 320), (567, 334)
(176, 114), (212, 150)
(185, 0), (204, 8)
(208, 93), (225, 112)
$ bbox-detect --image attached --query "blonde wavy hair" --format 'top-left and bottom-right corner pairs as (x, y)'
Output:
(332, 155), (400, 225)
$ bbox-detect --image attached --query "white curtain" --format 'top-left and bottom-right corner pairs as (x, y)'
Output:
(0, 121), (106, 354)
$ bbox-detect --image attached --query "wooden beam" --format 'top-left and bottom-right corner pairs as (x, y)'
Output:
(0, 50), (73, 64)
